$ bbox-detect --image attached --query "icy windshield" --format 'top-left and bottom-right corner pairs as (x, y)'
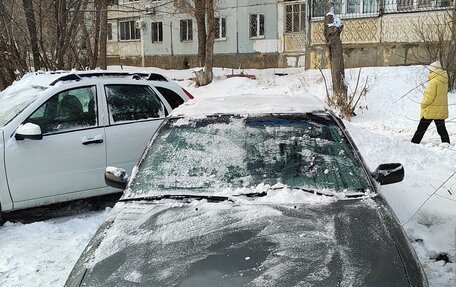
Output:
(0, 84), (46, 127)
(129, 114), (370, 196)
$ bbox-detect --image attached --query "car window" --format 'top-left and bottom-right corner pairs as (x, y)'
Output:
(155, 87), (184, 109)
(130, 114), (371, 196)
(105, 85), (166, 123)
(25, 86), (97, 134)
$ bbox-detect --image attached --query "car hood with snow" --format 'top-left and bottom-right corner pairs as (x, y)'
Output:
(66, 195), (426, 287)
(66, 97), (427, 286)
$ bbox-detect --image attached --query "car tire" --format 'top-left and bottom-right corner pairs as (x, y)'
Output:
(0, 205), (4, 226)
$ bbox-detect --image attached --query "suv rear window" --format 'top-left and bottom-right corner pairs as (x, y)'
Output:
(156, 87), (184, 110)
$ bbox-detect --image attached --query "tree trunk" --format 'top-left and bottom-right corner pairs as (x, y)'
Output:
(99, 0), (108, 69)
(195, 0), (206, 67)
(203, 0), (215, 85)
(55, 0), (68, 69)
(22, 0), (41, 70)
(91, 0), (101, 69)
(323, 1), (349, 118)
(449, 7), (456, 90)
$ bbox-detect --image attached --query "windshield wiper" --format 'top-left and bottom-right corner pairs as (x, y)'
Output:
(232, 191), (268, 198)
(271, 186), (367, 198)
(120, 194), (233, 203)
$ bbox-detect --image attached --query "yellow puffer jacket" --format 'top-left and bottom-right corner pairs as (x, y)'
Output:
(420, 68), (449, 119)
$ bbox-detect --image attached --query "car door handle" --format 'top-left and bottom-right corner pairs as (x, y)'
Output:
(81, 135), (104, 145)
(82, 139), (103, 145)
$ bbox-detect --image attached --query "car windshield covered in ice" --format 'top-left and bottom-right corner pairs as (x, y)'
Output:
(128, 113), (370, 197)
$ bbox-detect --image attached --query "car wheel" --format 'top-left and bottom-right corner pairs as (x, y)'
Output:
(0, 206), (4, 226)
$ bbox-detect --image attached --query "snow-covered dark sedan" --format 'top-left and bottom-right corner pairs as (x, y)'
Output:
(66, 95), (428, 287)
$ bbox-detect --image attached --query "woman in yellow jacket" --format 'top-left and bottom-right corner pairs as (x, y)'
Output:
(411, 61), (450, 144)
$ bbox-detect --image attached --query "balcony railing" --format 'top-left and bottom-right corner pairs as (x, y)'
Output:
(309, 0), (455, 20)
(383, 0), (455, 13)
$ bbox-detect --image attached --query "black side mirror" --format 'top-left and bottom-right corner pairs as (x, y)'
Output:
(372, 163), (404, 185)
(105, 167), (129, 190)
(15, 123), (43, 140)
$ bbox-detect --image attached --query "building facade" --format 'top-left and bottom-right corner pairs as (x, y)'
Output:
(106, 0), (455, 69)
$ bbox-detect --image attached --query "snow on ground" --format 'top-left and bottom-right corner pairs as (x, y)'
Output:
(0, 209), (110, 287)
(0, 65), (455, 286)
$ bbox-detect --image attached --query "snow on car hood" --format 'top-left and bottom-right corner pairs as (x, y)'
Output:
(72, 197), (422, 287)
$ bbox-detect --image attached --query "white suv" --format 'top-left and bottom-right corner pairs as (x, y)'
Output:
(0, 71), (193, 216)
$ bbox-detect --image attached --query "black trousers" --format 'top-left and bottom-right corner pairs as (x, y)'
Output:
(411, 118), (450, 144)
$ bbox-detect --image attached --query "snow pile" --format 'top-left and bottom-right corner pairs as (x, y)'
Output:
(0, 209), (110, 287)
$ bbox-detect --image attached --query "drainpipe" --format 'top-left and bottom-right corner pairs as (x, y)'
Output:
(236, 0), (239, 55)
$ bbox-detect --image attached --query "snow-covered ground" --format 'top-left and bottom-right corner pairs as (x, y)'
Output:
(1, 65), (455, 286)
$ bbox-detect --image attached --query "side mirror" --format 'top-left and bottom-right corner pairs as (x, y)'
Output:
(15, 123), (43, 140)
(372, 163), (404, 185)
(105, 166), (129, 190)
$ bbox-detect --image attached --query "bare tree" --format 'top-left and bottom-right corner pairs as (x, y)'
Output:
(99, 0), (108, 69)
(174, 0), (216, 86)
(413, 9), (456, 90)
(174, 0), (207, 67)
(0, 0), (112, 90)
(323, 0), (350, 119)
(0, 0), (28, 88)
(21, 0), (41, 70)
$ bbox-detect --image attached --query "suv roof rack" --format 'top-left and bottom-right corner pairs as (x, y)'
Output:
(49, 74), (82, 86)
(146, 73), (168, 81)
(49, 71), (169, 86)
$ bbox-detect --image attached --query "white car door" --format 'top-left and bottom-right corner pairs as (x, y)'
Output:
(103, 84), (169, 175)
(4, 85), (107, 208)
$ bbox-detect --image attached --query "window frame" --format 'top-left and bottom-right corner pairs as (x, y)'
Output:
(310, 0), (380, 19)
(151, 21), (163, 43)
(119, 20), (141, 41)
(25, 85), (99, 136)
(394, 0), (454, 12)
(249, 13), (265, 39)
(285, 3), (306, 34)
(180, 19), (193, 42)
(104, 84), (167, 125)
(107, 23), (113, 41)
(214, 17), (227, 40)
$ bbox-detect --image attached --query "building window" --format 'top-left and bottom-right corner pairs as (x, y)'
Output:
(214, 17), (226, 39)
(363, 0), (378, 13)
(107, 23), (113, 40)
(311, 0), (324, 17)
(249, 14), (265, 38)
(396, 0), (414, 10)
(119, 20), (141, 41)
(180, 19), (193, 42)
(396, 0), (453, 11)
(151, 22), (163, 43)
(418, 0), (434, 8)
(286, 4), (305, 33)
(311, 0), (378, 17)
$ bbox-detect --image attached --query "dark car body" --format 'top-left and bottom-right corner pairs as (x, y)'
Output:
(66, 103), (427, 287)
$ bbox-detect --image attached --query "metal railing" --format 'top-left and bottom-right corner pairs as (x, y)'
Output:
(383, 0), (455, 13)
(309, 0), (455, 19)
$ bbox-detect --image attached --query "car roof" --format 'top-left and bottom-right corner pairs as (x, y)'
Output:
(6, 71), (171, 89)
(170, 94), (327, 118)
